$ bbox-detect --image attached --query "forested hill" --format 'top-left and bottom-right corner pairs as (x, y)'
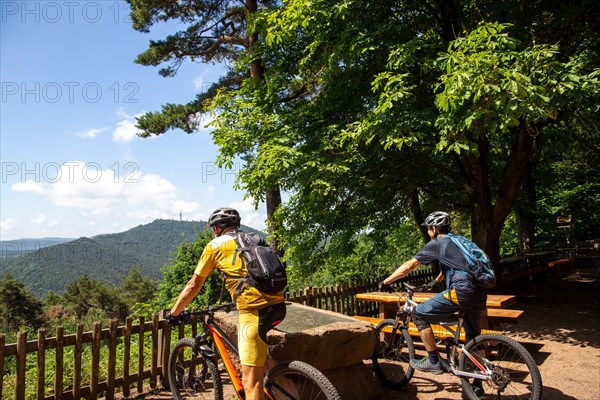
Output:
(0, 219), (262, 297)
(0, 237), (74, 259)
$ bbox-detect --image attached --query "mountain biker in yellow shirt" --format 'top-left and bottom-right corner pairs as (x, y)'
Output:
(168, 207), (286, 400)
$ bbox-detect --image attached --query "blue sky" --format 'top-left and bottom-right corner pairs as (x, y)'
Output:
(0, 1), (266, 240)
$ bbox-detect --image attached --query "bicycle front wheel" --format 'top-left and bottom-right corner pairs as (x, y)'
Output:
(264, 360), (341, 400)
(371, 319), (415, 388)
(459, 333), (542, 400)
(168, 337), (223, 400)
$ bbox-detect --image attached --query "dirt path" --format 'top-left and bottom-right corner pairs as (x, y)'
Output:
(133, 267), (600, 399)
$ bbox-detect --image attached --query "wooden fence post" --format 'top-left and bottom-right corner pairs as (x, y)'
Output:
(151, 313), (159, 389)
(107, 319), (118, 399)
(54, 326), (64, 400)
(137, 316), (145, 394)
(36, 329), (46, 400)
(15, 331), (27, 400)
(90, 322), (102, 399)
(73, 324), (83, 399)
(0, 334), (4, 400)
(160, 310), (171, 388)
(123, 317), (132, 398)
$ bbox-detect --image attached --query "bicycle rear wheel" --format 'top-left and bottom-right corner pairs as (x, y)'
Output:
(459, 333), (542, 400)
(371, 319), (415, 388)
(168, 337), (223, 400)
(264, 360), (341, 400)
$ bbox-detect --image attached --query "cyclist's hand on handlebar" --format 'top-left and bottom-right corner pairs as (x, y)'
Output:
(425, 279), (439, 291)
(166, 310), (190, 324)
(378, 281), (393, 293)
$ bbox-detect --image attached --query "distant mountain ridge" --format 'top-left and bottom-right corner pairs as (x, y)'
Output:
(1, 237), (75, 259)
(0, 219), (263, 296)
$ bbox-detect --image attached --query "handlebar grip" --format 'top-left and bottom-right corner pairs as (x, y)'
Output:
(212, 302), (236, 312)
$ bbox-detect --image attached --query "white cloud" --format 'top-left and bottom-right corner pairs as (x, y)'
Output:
(0, 218), (20, 233)
(22, 161), (202, 224)
(113, 109), (143, 142)
(75, 128), (106, 138)
(30, 214), (59, 227)
(31, 214), (47, 225)
(11, 180), (46, 194)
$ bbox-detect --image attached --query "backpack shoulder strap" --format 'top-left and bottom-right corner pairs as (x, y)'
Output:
(446, 234), (473, 264)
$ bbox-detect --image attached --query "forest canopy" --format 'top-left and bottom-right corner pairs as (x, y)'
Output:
(127, 0), (599, 276)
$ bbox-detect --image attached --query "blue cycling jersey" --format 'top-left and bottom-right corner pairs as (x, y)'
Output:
(415, 236), (487, 310)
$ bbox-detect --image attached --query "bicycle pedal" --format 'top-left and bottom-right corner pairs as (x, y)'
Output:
(439, 359), (451, 372)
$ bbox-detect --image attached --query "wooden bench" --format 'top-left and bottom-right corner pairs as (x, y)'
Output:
(547, 258), (576, 277)
(352, 315), (501, 342)
(484, 308), (524, 329)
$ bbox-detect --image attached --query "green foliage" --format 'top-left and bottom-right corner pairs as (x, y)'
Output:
(152, 227), (224, 311)
(121, 265), (158, 308)
(534, 123), (600, 247)
(0, 273), (43, 333)
(499, 213), (520, 257)
(126, 0), (599, 283)
(62, 276), (128, 320)
(295, 221), (425, 288)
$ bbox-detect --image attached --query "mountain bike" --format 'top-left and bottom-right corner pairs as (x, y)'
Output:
(167, 302), (341, 400)
(371, 283), (542, 400)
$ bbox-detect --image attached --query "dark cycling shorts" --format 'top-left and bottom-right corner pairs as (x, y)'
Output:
(413, 290), (481, 340)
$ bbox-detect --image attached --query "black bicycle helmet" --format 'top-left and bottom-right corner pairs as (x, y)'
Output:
(208, 207), (241, 229)
(421, 211), (451, 228)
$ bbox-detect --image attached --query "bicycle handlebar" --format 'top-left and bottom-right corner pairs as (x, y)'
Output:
(402, 282), (433, 293)
(166, 302), (236, 325)
(190, 301), (236, 316)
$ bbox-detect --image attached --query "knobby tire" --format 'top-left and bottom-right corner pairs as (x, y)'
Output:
(168, 337), (223, 400)
(371, 319), (415, 388)
(459, 333), (542, 400)
(264, 360), (341, 400)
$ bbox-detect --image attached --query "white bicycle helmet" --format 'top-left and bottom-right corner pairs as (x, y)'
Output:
(421, 211), (451, 227)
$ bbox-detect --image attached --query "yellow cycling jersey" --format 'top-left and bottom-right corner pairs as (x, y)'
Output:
(194, 233), (284, 311)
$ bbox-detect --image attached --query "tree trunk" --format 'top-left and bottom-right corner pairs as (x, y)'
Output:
(409, 188), (430, 243)
(246, 0), (283, 253)
(470, 123), (535, 266)
(439, 0), (461, 42)
(515, 164), (536, 254)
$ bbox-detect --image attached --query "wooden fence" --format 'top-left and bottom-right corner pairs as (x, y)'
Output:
(0, 270), (437, 400)
(0, 313), (174, 400)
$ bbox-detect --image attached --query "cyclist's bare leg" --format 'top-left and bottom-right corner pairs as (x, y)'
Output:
(242, 364), (265, 400)
(419, 327), (437, 352)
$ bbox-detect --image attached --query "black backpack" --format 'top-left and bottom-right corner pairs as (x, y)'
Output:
(227, 231), (287, 296)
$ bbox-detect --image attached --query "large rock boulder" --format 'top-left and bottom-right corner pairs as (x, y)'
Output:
(214, 302), (383, 399)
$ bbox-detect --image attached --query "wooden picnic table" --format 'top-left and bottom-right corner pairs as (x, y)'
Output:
(357, 291), (516, 309)
(356, 291), (518, 329)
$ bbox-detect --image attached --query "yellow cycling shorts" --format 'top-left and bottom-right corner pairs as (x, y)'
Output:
(238, 302), (286, 367)
(238, 310), (267, 367)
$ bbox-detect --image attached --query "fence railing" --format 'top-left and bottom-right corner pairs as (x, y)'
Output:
(1, 269), (437, 400)
(0, 313), (174, 400)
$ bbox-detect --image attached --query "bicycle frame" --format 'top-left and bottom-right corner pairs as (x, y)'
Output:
(190, 304), (280, 400)
(396, 289), (491, 381)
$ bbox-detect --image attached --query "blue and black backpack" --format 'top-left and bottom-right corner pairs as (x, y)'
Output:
(447, 233), (497, 289)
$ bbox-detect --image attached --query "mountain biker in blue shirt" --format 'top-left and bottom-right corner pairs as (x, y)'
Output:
(379, 211), (487, 399)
